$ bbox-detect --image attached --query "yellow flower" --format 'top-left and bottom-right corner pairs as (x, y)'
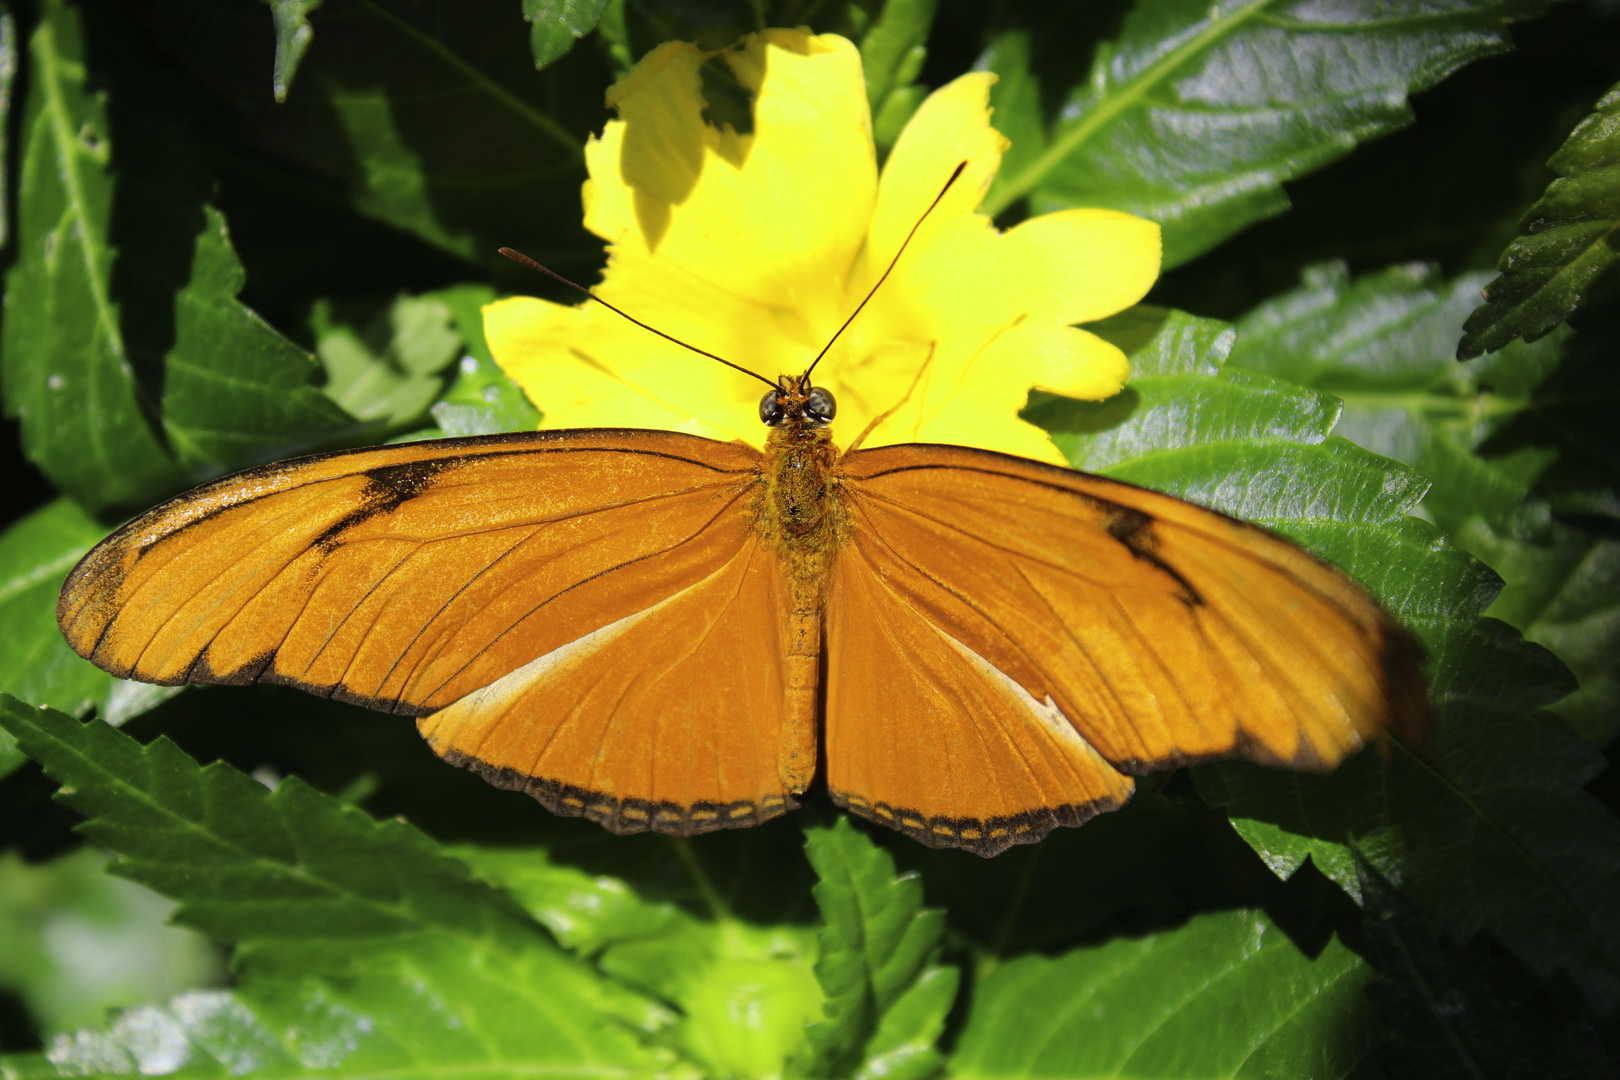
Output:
(485, 29), (1160, 464)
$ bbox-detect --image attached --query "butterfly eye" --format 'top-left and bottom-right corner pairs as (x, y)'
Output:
(759, 389), (785, 425)
(805, 387), (836, 423)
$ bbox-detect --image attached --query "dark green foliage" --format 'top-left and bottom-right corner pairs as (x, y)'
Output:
(1358, 862), (1616, 1079)
(1460, 81), (1620, 358)
(1230, 262), (1620, 744)
(1, 0), (1618, 1072)
(1, 0), (353, 514)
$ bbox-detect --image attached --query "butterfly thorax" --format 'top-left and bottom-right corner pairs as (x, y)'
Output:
(765, 423), (838, 539)
(757, 374), (841, 546)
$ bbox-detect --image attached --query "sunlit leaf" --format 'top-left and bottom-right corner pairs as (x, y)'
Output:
(949, 909), (1379, 1080)
(0, 500), (110, 737)
(0, 5), (18, 250)
(805, 818), (953, 1080)
(0, 698), (682, 1078)
(314, 293), (461, 429)
(264, 0), (321, 101)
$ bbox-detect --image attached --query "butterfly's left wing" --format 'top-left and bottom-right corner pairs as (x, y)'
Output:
(61, 429), (802, 834)
(825, 443), (1426, 856)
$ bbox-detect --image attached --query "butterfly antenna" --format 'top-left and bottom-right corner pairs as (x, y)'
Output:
(803, 160), (968, 383)
(497, 247), (778, 389)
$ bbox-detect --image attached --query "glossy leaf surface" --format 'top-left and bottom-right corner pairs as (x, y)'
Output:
(982, 0), (1542, 267)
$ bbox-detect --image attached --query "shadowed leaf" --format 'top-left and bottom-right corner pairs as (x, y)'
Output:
(1460, 80), (1620, 358)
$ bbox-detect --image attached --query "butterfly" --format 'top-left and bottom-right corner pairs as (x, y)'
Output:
(55, 171), (1427, 857)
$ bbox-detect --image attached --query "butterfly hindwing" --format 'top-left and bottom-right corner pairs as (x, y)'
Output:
(824, 541), (1137, 856)
(418, 528), (799, 834)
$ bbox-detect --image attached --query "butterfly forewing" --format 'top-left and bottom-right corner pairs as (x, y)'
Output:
(60, 429), (758, 705)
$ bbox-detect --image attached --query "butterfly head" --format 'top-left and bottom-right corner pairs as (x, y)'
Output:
(760, 375), (836, 429)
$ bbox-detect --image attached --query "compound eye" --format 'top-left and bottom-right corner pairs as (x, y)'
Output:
(758, 389), (784, 426)
(805, 387), (837, 423)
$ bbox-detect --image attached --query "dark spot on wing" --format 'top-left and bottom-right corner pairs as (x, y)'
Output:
(1105, 507), (1202, 607)
(312, 458), (464, 553)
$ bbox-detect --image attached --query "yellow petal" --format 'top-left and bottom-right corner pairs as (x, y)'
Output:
(849, 323), (1126, 464)
(582, 42), (708, 248)
(866, 72), (1005, 275)
(485, 296), (765, 442)
(978, 323), (1132, 401)
(584, 30), (876, 328)
(892, 209), (1161, 340)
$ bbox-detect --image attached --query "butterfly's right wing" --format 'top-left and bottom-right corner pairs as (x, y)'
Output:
(825, 443), (1426, 856)
(61, 429), (799, 833)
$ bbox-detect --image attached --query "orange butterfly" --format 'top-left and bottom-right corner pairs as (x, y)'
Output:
(56, 175), (1426, 857)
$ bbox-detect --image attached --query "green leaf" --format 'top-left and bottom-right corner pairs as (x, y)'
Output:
(428, 283), (543, 436)
(1214, 267), (1620, 1004)
(0, 500), (186, 767)
(1040, 305), (1620, 1011)
(210, 0), (591, 273)
(982, 0), (1544, 268)
(804, 818), (953, 1080)
(160, 208), (357, 473)
(314, 292), (463, 429)
(859, 0), (938, 152)
(0, 846), (220, 1038)
(1193, 668), (1619, 1008)
(451, 842), (693, 953)
(460, 840), (824, 1080)
(265, 0), (322, 102)
(0, 698), (543, 955)
(1, 0), (185, 511)
(1460, 80), (1620, 358)
(0, 499), (187, 764)
(596, 0), (632, 77)
(1228, 261), (1620, 744)
(0, 5), (18, 251)
(19, 930), (685, 1080)
(0, 698), (683, 1078)
(524, 0), (612, 69)
(948, 910), (1379, 1079)
(0, 499), (110, 738)
(0, 0), (353, 513)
